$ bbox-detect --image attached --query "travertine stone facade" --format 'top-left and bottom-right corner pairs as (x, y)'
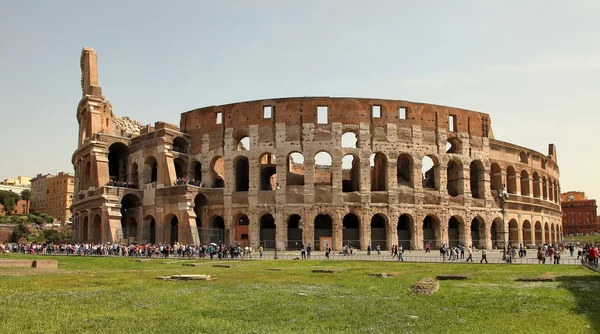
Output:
(71, 47), (563, 250)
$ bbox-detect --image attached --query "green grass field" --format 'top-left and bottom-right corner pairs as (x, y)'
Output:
(565, 235), (600, 243)
(0, 255), (598, 333)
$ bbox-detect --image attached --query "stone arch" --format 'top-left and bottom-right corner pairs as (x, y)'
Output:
(470, 160), (485, 199)
(92, 214), (102, 243)
(108, 142), (128, 182)
(144, 215), (156, 244)
(519, 151), (528, 163)
(210, 216), (225, 244)
(234, 214), (250, 246)
(508, 219), (519, 247)
(173, 157), (186, 179)
(542, 176), (548, 199)
(490, 163), (502, 191)
(259, 153), (277, 190)
(447, 159), (463, 197)
(193, 193), (208, 242)
(446, 136), (462, 153)
(422, 155), (439, 189)
(82, 216), (89, 241)
(235, 130), (250, 151)
(172, 137), (188, 154)
(259, 213), (276, 249)
(532, 172), (541, 198)
(287, 214), (303, 250)
(287, 152), (305, 186)
(490, 217), (503, 249)
(121, 193), (141, 242)
(397, 214), (413, 250)
(544, 222), (551, 244)
(342, 154), (360, 192)
(448, 215), (465, 247)
(397, 153), (414, 187)
(210, 156), (225, 188)
(233, 156), (250, 191)
(520, 170), (530, 196)
(535, 221), (543, 245)
(163, 214), (179, 245)
(370, 213), (388, 249)
(551, 224), (556, 245)
(341, 131), (358, 148)
(83, 160), (92, 190)
(314, 151), (333, 185)
(470, 216), (485, 249)
(506, 166), (517, 194)
(522, 220), (532, 245)
(192, 160), (202, 182)
(314, 213), (333, 250)
(370, 153), (388, 191)
(422, 215), (441, 248)
(144, 156), (158, 184)
(342, 213), (360, 249)
(130, 162), (139, 185)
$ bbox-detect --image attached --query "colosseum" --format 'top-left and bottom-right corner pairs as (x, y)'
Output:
(71, 47), (563, 251)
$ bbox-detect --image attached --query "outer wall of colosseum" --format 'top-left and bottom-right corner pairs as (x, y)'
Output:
(71, 48), (563, 251)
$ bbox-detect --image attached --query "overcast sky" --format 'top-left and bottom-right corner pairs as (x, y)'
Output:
(1, 1), (598, 211)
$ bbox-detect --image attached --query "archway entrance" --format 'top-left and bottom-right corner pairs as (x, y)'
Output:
(448, 216), (462, 247)
(82, 216), (89, 241)
(508, 220), (519, 247)
(491, 218), (502, 249)
(522, 220), (532, 246)
(168, 215), (179, 245)
(397, 214), (412, 250)
(314, 214), (333, 251)
(370, 214), (387, 249)
(120, 194), (141, 243)
(145, 216), (156, 244)
(422, 215), (440, 248)
(235, 215), (249, 246)
(535, 221), (543, 245)
(92, 214), (102, 243)
(260, 214), (276, 249)
(108, 143), (128, 182)
(287, 214), (302, 250)
(342, 213), (360, 249)
(210, 216), (225, 244)
(470, 217), (484, 249)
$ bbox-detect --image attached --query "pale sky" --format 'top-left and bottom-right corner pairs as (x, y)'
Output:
(1, 1), (599, 212)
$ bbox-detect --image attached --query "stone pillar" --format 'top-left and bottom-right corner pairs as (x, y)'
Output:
(361, 211), (371, 251)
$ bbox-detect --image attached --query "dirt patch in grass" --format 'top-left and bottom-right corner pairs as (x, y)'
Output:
(516, 272), (556, 282)
(312, 269), (341, 273)
(436, 274), (471, 280)
(412, 277), (439, 295)
(369, 273), (397, 278)
(213, 264), (232, 268)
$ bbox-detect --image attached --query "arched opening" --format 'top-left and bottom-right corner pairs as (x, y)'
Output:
(370, 153), (387, 191)
(314, 152), (332, 185)
(397, 153), (413, 187)
(236, 136), (250, 151)
(520, 170), (530, 196)
(145, 215), (156, 244)
(535, 221), (543, 245)
(342, 213), (360, 249)
(542, 176), (548, 199)
(121, 194), (141, 242)
(92, 214), (102, 243)
(194, 194), (208, 243)
(370, 214), (388, 249)
(422, 155), (438, 189)
(193, 161), (202, 182)
(548, 180), (555, 202)
(287, 214), (302, 250)
(470, 217), (485, 249)
(174, 158), (186, 179)
(448, 216), (464, 247)
(234, 156), (250, 191)
(470, 160), (485, 198)
(314, 214), (333, 251)
(446, 137), (462, 154)
(287, 152), (305, 186)
(172, 137), (187, 154)
(506, 166), (517, 194)
(210, 157), (225, 188)
(166, 215), (179, 245)
(83, 161), (91, 190)
(210, 216), (225, 244)
(259, 214), (276, 249)
(508, 219), (519, 247)
(422, 215), (440, 248)
(519, 151), (528, 163)
(490, 218), (503, 249)
(341, 131), (358, 148)
(490, 163), (502, 191)
(235, 214), (249, 246)
(447, 159), (463, 197)
(130, 162), (139, 185)
(342, 154), (360, 192)
(144, 156), (158, 184)
(82, 216), (89, 241)
(108, 142), (128, 182)
(259, 153), (277, 190)
(522, 220), (532, 245)
(544, 222), (551, 244)
(397, 214), (412, 250)
(532, 172), (541, 198)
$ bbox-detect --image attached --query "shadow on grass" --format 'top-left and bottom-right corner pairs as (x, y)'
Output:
(556, 269), (600, 332)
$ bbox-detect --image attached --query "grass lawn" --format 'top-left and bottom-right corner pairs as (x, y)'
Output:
(0, 255), (598, 333)
(565, 235), (600, 243)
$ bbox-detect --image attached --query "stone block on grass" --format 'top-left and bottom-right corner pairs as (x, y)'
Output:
(412, 277), (439, 295)
(312, 269), (340, 273)
(213, 264), (231, 268)
(31, 260), (58, 269)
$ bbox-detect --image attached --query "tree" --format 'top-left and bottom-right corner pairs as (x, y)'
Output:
(0, 190), (20, 216)
(20, 189), (33, 214)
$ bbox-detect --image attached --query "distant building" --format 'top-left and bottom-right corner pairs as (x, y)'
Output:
(45, 172), (75, 225)
(0, 176), (31, 194)
(0, 199), (29, 216)
(561, 191), (598, 235)
(30, 173), (54, 214)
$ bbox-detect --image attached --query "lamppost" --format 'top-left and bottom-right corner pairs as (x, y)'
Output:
(498, 185), (509, 260)
(274, 183), (281, 260)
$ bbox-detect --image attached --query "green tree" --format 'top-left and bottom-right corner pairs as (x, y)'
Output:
(0, 190), (20, 216)
(9, 223), (30, 242)
(20, 189), (33, 214)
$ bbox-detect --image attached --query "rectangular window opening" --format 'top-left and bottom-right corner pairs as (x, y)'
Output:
(399, 107), (407, 120)
(371, 105), (381, 118)
(263, 106), (273, 119)
(317, 106), (328, 124)
(449, 115), (457, 132)
(216, 112), (223, 124)
(241, 234), (249, 240)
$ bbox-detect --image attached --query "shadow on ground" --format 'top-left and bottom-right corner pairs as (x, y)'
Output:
(556, 268), (600, 332)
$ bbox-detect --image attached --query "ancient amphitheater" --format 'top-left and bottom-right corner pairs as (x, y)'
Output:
(71, 48), (563, 251)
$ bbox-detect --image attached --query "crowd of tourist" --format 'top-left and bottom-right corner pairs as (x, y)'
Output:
(105, 180), (138, 188)
(174, 177), (203, 187)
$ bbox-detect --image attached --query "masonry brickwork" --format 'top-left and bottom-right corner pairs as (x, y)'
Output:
(71, 47), (563, 250)
(561, 191), (598, 235)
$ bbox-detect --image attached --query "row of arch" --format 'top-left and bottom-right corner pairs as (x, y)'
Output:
(493, 164), (560, 202)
